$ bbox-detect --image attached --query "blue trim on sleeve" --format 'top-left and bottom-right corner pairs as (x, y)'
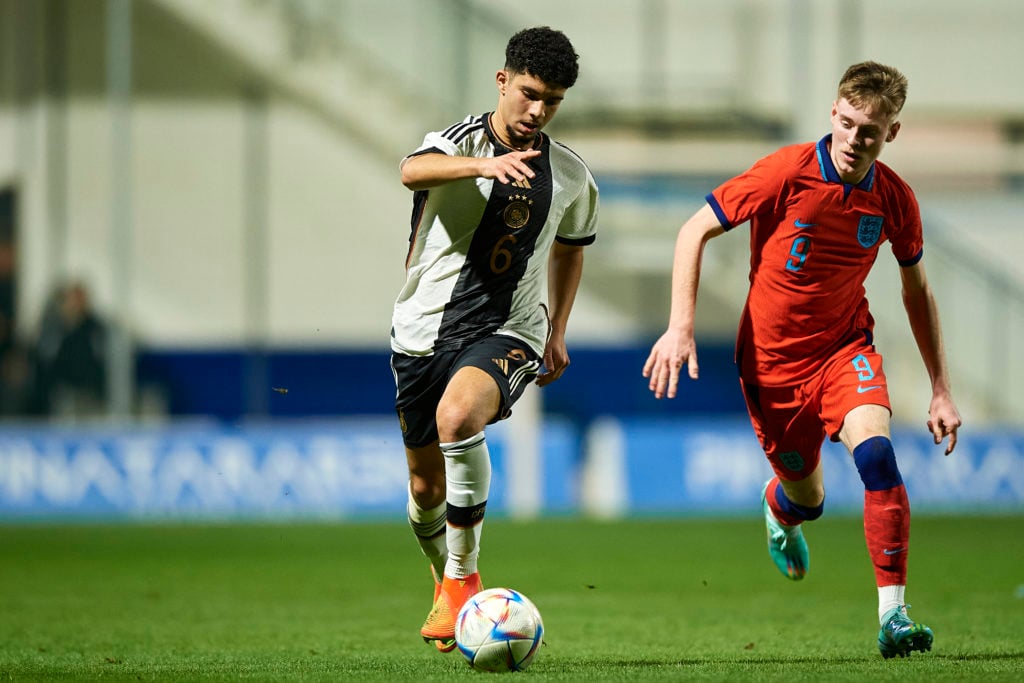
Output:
(705, 193), (733, 231)
(897, 247), (923, 267)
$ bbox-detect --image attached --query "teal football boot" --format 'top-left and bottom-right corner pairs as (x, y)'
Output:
(878, 605), (933, 658)
(761, 480), (809, 580)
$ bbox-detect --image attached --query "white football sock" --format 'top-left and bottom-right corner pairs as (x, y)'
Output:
(441, 431), (490, 579)
(407, 483), (447, 580)
(878, 584), (906, 624)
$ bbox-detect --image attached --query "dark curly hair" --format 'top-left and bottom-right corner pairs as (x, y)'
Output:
(504, 26), (579, 89)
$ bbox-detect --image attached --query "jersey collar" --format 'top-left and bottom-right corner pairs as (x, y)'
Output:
(816, 134), (875, 191)
(484, 112), (545, 154)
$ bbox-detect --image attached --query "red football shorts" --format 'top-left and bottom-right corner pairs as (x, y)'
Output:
(739, 342), (892, 481)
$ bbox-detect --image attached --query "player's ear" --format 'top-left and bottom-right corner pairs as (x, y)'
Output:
(496, 70), (509, 96)
(886, 120), (901, 142)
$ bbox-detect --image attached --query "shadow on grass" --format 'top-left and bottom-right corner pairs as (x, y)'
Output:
(933, 652), (1024, 662)
(595, 650), (1024, 667)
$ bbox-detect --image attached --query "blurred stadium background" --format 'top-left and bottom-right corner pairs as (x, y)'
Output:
(1, 0), (1022, 521)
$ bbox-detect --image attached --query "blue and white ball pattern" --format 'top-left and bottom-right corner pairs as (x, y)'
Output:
(454, 587), (544, 672)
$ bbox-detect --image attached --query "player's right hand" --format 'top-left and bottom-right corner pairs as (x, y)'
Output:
(642, 329), (699, 400)
(484, 149), (541, 185)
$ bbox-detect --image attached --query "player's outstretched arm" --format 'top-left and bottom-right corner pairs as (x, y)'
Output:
(401, 150), (541, 190)
(642, 205), (725, 399)
(899, 260), (962, 454)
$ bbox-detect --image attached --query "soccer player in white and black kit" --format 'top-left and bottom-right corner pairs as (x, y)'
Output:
(391, 27), (598, 652)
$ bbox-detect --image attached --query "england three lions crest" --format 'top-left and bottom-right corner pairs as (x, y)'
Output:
(857, 215), (883, 248)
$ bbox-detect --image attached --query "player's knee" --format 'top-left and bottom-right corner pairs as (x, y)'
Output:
(852, 435), (903, 491)
(408, 472), (445, 508)
(436, 400), (486, 443)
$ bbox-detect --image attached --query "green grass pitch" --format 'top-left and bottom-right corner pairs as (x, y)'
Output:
(1, 515), (1022, 681)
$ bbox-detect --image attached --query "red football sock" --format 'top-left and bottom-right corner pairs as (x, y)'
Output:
(863, 484), (910, 587)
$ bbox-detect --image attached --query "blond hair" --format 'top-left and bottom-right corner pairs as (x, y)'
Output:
(838, 61), (908, 119)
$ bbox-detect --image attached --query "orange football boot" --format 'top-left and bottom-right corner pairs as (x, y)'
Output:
(427, 566), (457, 653)
(421, 571), (482, 648)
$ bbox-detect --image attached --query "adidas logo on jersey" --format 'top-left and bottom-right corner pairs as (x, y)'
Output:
(492, 358), (509, 375)
(512, 178), (532, 189)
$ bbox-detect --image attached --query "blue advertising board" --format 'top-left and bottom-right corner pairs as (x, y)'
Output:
(0, 418), (1021, 520)
(612, 418), (1024, 515)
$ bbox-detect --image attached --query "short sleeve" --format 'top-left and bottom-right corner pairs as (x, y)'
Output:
(401, 116), (481, 167)
(556, 164), (599, 246)
(890, 190), (924, 266)
(708, 147), (798, 229)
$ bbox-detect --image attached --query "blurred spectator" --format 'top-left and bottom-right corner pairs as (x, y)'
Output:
(0, 331), (36, 416)
(34, 280), (108, 418)
(0, 240), (13, 343)
(0, 235), (36, 417)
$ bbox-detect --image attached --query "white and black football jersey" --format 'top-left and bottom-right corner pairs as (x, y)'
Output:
(390, 113), (599, 357)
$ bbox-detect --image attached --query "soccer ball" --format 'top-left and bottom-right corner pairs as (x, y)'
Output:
(454, 587), (544, 672)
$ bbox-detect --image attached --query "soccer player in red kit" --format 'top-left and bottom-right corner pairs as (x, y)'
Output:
(643, 61), (961, 658)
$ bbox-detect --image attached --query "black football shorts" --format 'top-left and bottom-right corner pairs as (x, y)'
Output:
(391, 334), (542, 448)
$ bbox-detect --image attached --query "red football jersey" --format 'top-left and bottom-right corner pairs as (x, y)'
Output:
(707, 135), (923, 386)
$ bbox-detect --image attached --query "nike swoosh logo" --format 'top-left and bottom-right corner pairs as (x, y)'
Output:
(883, 547), (906, 555)
(794, 219), (817, 228)
(857, 385), (881, 393)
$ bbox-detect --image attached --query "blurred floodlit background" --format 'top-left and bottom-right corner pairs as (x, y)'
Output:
(0, 0), (1022, 520)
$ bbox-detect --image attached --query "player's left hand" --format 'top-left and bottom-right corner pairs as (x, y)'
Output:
(927, 393), (961, 455)
(536, 337), (568, 387)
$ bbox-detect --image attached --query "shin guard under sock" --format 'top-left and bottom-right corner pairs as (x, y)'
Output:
(853, 436), (910, 587)
(441, 431), (491, 579)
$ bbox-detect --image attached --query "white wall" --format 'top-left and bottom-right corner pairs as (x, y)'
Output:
(51, 97), (410, 347)
(0, 0), (412, 348)
(468, 0), (1024, 120)
(2, 0), (1023, 353)
(263, 99), (408, 346)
